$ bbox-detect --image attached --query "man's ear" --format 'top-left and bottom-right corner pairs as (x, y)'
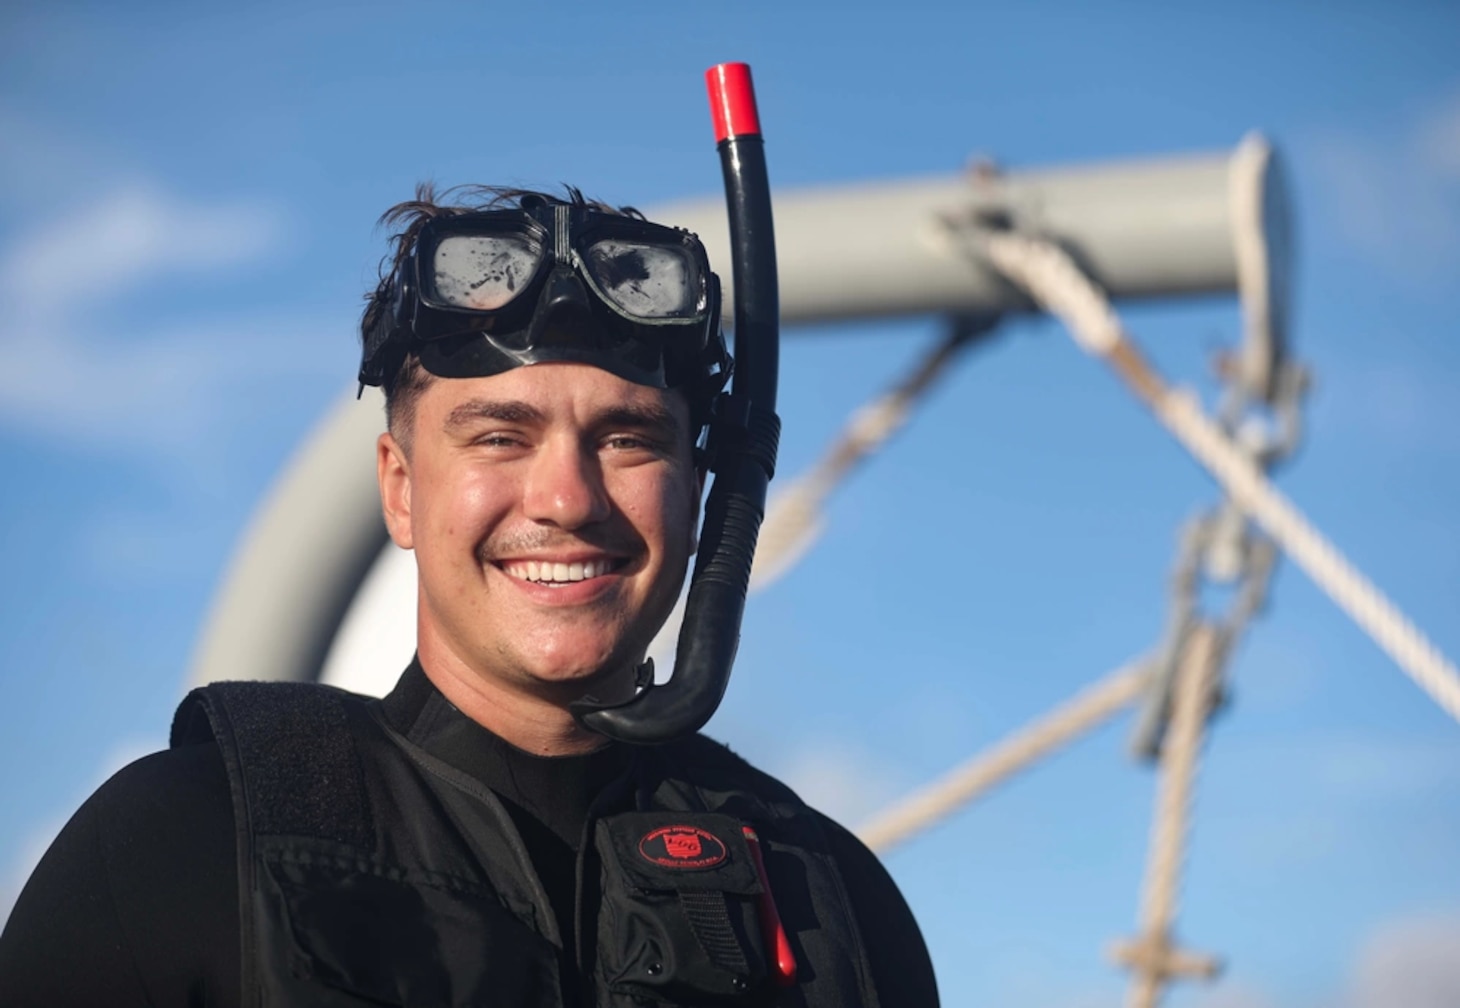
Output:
(378, 432), (414, 550)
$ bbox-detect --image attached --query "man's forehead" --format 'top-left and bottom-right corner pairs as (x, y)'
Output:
(422, 363), (691, 432)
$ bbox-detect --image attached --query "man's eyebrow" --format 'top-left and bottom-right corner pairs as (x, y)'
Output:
(443, 399), (546, 431)
(442, 399), (684, 439)
(594, 404), (684, 440)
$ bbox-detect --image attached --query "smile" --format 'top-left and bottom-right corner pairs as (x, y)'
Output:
(499, 558), (626, 585)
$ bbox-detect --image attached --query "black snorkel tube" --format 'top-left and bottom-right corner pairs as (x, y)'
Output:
(575, 63), (781, 744)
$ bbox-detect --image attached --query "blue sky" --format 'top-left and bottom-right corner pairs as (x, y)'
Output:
(3, 2), (1459, 1004)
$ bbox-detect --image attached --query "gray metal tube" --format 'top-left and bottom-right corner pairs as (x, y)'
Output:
(653, 139), (1285, 331)
(187, 392), (388, 686)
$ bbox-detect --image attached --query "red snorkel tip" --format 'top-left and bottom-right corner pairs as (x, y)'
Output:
(706, 62), (761, 143)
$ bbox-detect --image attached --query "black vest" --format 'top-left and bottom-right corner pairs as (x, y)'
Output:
(172, 682), (881, 1007)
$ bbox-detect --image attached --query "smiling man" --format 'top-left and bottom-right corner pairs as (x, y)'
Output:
(389, 363), (698, 753)
(0, 186), (939, 1007)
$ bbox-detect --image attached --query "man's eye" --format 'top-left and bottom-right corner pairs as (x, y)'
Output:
(604, 434), (658, 453)
(475, 433), (526, 448)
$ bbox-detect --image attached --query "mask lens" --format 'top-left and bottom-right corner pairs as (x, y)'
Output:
(430, 234), (542, 310)
(584, 239), (700, 319)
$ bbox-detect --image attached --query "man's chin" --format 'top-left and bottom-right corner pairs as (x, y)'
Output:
(521, 656), (641, 706)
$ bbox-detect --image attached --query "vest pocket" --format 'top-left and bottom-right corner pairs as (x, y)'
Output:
(596, 813), (770, 1003)
(262, 855), (561, 1007)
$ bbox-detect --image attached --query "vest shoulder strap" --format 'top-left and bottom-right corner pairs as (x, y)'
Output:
(171, 681), (374, 849)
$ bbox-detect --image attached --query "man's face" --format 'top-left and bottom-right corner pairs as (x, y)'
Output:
(378, 363), (699, 698)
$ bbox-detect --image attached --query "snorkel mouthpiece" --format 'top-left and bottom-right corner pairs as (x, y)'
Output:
(574, 63), (781, 743)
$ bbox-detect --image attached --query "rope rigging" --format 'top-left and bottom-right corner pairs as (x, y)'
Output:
(974, 228), (1460, 727)
(658, 173), (1457, 1008)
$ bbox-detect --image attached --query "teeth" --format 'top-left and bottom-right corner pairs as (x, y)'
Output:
(502, 559), (616, 583)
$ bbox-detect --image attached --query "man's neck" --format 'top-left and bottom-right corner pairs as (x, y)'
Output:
(414, 638), (630, 756)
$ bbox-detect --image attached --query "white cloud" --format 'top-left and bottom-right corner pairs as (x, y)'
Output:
(1349, 913), (1460, 1008)
(1302, 90), (1460, 283)
(1416, 93), (1460, 181)
(777, 735), (907, 826)
(0, 104), (127, 207)
(0, 310), (346, 455)
(1312, 354), (1460, 457)
(2, 185), (281, 312)
(1191, 912), (1460, 1008)
(76, 506), (239, 583)
(1307, 733), (1460, 804)
(1224, 730), (1460, 809)
(0, 183), (345, 459)
(1190, 983), (1278, 1008)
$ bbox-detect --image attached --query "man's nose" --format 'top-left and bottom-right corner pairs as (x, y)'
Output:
(523, 437), (612, 529)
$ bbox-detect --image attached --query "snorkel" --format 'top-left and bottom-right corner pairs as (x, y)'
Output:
(574, 63), (781, 743)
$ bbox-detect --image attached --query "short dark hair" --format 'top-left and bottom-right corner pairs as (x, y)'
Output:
(361, 184), (649, 449)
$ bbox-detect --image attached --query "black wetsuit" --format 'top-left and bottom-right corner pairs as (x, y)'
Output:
(0, 662), (938, 1006)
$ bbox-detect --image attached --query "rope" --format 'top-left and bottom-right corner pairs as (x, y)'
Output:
(751, 322), (982, 590)
(857, 661), (1149, 853)
(980, 230), (1460, 727)
(1122, 625), (1223, 1008)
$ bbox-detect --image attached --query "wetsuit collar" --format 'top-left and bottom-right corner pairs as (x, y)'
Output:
(379, 657), (631, 848)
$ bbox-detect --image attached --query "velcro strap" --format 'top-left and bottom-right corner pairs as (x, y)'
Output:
(172, 682), (373, 849)
(678, 889), (750, 976)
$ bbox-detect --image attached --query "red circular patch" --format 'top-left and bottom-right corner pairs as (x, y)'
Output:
(638, 825), (728, 869)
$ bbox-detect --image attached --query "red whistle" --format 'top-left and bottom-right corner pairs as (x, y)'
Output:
(742, 825), (797, 986)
